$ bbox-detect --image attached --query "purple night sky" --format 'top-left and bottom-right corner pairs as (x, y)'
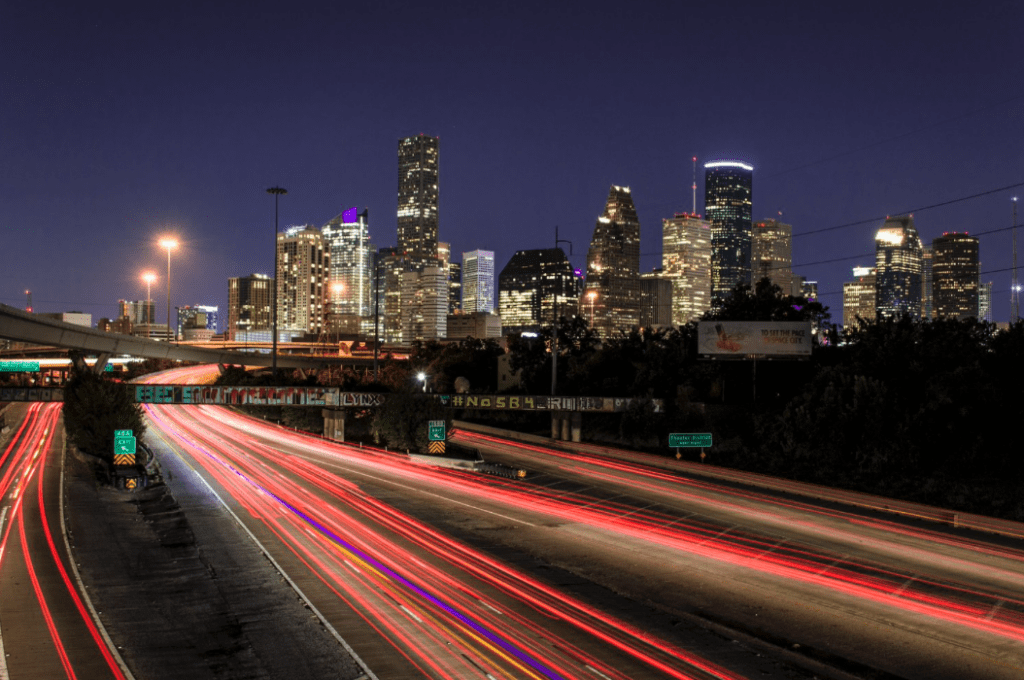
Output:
(2, 1), (1022, 325)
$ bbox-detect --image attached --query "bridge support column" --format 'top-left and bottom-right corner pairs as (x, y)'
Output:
(322, 408), (345, 442)
(93, 353), (111, 374)
(570, 412), (581, 442)
(560, 411), (570, 440)
(551, 413), (560, 439)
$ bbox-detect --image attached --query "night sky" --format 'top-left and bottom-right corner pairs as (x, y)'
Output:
(3, 1), (1022, 326)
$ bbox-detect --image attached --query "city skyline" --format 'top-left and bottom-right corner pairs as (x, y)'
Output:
(3, 2), (1022, 325)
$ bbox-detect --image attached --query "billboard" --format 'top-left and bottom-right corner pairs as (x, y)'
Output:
(697, 321), (812, 358)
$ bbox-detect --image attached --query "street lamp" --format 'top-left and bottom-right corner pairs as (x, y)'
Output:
(158, 238), (178, 341)
(417, 371), (427, 393)
(267, 186), (288, 374)
(142, 272), (156, 338)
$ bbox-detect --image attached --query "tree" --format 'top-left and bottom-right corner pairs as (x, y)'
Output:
(370, 390), (448, 452)
(63, 366), (146, 469)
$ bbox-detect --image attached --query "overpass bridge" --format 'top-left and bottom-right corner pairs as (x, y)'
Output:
(0, 303), (355, 371)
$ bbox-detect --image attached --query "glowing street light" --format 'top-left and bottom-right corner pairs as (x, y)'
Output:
(417, 371), (428, 392)
(158, 238), (178, 341)
(142, 271), (157, 337)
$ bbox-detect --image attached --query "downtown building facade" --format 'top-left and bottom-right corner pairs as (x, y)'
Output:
(462, 250), (495, 313)
(874, 215), (923, 319)
(752, 218), (796, 295)
(322, 207), (374, 334)
(118, 300), (155, 326)
(277, 225), (330, 335)
(639, 272), (673, 329)
(397, 134), (440, 268)
(932, 232), (980, 320)
(661, 213), (712, 325)
(842, 266), (877, 329)
(581, 186), (641, 338)
(498, 248), (579, 335)
(227, 274), (272, 340)
(176, 305), (219, 341)
(705, 161), (753, 305)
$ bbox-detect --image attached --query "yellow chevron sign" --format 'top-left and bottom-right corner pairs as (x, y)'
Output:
(428, 440), (445, 454)
(114, 453), (136, 466)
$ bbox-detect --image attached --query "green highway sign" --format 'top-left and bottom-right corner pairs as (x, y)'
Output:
(428, 420), (446, 442)
(669, 433), (712, 448)
(114, 432), (137, 454)
(0, 361), (40, 372)
(114, 429), (133, 437)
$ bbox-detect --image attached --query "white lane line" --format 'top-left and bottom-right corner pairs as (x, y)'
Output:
(149, 423), (382, 680)
(0, 510), (7, 680)
(59, 424), (136, 679)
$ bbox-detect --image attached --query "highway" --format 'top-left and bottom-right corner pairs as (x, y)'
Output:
(0, 403), (128, 680)
(135, 365), (1024, 678)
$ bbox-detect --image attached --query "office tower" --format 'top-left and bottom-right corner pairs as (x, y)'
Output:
(639, 271), (673, 329)
(979, 280), (993, 322)
(581, 185), (641, 337)
(447, 312), (502, 339)
(920, 245), (934, 320)
(448, 261), (462, 314)
(661, 213), (711, 325)
(499, 248), (579, 334)
(228, 274), (272, 340)
(322, 207), (373, 328)
(499, 248), (579, 333)
(118, 300), (155, 326)
(462, 250), (495, 313)
(401, 266), (447, 342)
(752, 218), (795, 294)
(176, 305), (219, 338)
(704, 161), (753, 304)
(932, 232), (980, 320)
(277, 225), (330, 334)
(438, 241), (461, 314)
(397, 134), (440, 268)
(843, 266), (877, 329)
(376, 247), (407, 343)
(799, 278), (818, 301)
(875, 215), (923, 319)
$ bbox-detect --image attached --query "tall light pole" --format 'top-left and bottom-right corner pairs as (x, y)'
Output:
(158, 238), (178, 341)
(267, 187), (287, 374)
(142, 272), (156, 338)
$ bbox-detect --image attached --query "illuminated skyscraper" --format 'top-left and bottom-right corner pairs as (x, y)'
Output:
(752, 218), (795, 295)
(376, 247), (406, 343)
(979, 280), (993, 322)
(397, 134), (439, 268)
(581, 185), (641, 337)
(228, 274), (272, 340)
(118, 300), (154, 326)
(498, 248), (579, 334)
(661, 213), (712, 324)
(842, 266), (876, 329)
(401, 266), (447, 343)
(462, 250), (495, 313)
(277, 225), (329, 333)
(874, 215), (923, 319)
(704, 161), (753, 304)
(322, 207), (373, 322)
(639, 271), (673, 329)
(920, 244), (934, 320)
(932, 232), (980, 320)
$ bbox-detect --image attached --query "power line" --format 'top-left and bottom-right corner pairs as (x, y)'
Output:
(793, 181), (1024, 238)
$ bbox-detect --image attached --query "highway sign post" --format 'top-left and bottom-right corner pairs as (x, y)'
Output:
(428, 420), (446, 454)
(114, 429), (137, 466)
(669, 433), (712, 461)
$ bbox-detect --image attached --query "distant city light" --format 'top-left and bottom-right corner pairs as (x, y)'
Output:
(704, 161), (754, 171)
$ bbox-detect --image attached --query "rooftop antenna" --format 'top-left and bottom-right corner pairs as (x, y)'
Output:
(1012, 197), (1019, 324)
(25, 290), (32, 313)
(552, 226), (573, 396)
(692, 156), (697, 214)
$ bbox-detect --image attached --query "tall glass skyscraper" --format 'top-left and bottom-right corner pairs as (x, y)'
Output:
(322, 207), (373, 319)
(661, 213), (712, 324)
(874, 215), (923, 319)
(704, 161), (753, 305)
(932, 232), (979, 320)
(462, 250), (495, 313)
(397, 134), (439, 268)
(498, 248), (579, 334)
(581, 186), (641, 337)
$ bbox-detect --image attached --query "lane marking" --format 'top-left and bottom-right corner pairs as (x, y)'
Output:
(58, 422), (135, 680)
(148, 421), (381, 680)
